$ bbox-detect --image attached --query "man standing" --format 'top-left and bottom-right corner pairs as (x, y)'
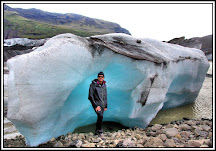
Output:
(88, 71), (107, 139)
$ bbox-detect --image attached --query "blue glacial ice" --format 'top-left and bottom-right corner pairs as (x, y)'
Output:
(6, 33), (209, 146)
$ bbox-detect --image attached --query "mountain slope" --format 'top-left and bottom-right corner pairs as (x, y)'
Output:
(4, 4), (131, 39)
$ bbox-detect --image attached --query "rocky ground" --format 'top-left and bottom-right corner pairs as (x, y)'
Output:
(3, 118), (213, 148)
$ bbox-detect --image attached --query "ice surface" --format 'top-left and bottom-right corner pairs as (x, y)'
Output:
(4, 38), (48, 47)
(6, 33), (209, 146)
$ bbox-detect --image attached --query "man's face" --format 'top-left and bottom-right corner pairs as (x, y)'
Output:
(98, 75), (104, 82)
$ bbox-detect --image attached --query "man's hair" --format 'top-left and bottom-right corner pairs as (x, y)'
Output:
(98, 71), (104, 77)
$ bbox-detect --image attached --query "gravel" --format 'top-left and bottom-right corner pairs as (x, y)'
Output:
(3, 118), (212, 148)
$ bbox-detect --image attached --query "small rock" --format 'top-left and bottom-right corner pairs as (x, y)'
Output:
(171, 137), (180, 143)
(166, 124), (174, 128)
(191, 139), (210, 147)
(196, 122), (201, 126)
(143, 137), (163, 147)
(208, 132), (212, 139)
(136, 144), (144, 147)
(111, 133), (116, 138)
(203, 139), (211, 146)
(64, 141), (73, 147)
(119, 41), (124, 45)
(121, 131), (125, 136)
(60, 140), (67, 145)
(141, 136), (150, 144)
(157, 134), (167, 142)
(185, 120), (195, 126)
(188, 140), (202, 147)
(199, 131), (209, 137)
(126, 129), (130, 133)
(79, 133), (85, 139)
(132, 137), (137, 141)
(182, 117), (190, 120)
(192, 125), (199, 130)
(179, 124), (191, 130)
(72, 136), (77, 141)
(180, 131), (190, 138)
(175, 134), (182, 139)
(155, 129), (163, 135)
(50, 137), (56, 141)
(135, 134), (141, 140)
(54, 141), (64, 147)
(194, 128), (208, 137)
(99, 140), (105, 145)
(67, 134), (73, 139)
(89, 132), (94, 137)
(146, 131), (157, 137)
(194, 127), (202, 136)
(173, 124), (179, 129)
(116, 138), (135, 147)
(106, 132), (112, 137)
(82, 140), (89, 144)
(81, 143), (95, 148)
(205, 121), (212, 127)
(136, 39), (141, 44)
(200, 145), (209, 148)
(176, 144), (185, 147)
(69, 139), (82, 148)
(189, 134), (195, 138)
(163, 128), (178, 138)
(151, 124), (162, 131)
(112, 139), (119, 145)
(201, 125), (211, 131)
(164, 139), (176, 147)
(67, 132), (72, 135)
(93, 137), (102, 143)
(109, 144), (116, 148)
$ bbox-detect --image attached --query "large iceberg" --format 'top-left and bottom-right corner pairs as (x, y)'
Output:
(6, 33), (209, 146)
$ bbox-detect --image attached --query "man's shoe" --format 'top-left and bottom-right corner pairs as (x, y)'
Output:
(99, 133), (106, 140)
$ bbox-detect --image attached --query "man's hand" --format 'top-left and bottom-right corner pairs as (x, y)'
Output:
(95, 106), (101, 112)
(104, 108), (107, 111)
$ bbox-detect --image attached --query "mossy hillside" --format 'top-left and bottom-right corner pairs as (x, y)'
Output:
(4, 10), (109, 39)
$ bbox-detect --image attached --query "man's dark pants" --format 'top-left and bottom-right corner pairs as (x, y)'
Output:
(95, 107), (104, 134)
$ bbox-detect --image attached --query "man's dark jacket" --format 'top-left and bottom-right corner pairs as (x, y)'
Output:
(88, 79), (107, 109)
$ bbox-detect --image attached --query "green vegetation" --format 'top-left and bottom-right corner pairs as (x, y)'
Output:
(4, 10), (109, 39)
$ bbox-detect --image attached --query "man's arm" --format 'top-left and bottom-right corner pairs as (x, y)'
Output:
(105, 86), (107, 109)
(88, 83), (97, 109)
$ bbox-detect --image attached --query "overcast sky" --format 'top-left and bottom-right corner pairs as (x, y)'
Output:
(5, 2), (213, 41)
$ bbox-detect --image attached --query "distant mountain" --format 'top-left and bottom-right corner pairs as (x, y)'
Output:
(165, 35), (213, 60)
(3, 4), (131, 39)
